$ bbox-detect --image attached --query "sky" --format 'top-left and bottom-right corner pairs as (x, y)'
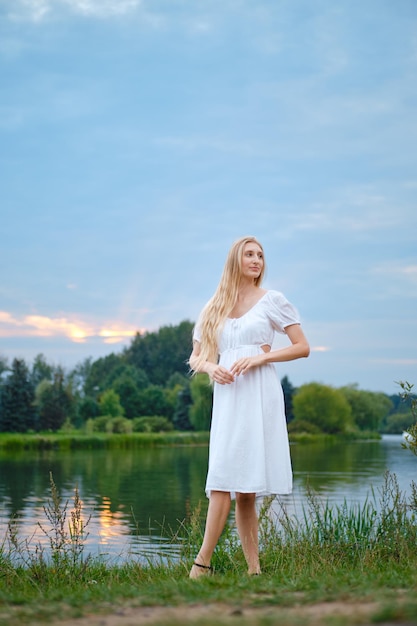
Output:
(0, 0), (416, 395)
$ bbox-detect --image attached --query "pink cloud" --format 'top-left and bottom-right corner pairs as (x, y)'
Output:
(0, 310), (143, 344)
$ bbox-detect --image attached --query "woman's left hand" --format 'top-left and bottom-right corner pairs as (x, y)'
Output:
(230, 354), (264, 376)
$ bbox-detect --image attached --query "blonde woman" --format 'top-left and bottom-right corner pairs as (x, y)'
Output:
(189, 236), (310, 579)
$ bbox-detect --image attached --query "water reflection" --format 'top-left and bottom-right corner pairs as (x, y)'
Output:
(0, 436), (414, 562)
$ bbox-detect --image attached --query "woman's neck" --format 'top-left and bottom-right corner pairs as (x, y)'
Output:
(237, 279), (258, 299)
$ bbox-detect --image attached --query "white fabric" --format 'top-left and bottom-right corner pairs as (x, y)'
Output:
(193, 290), (300, 499)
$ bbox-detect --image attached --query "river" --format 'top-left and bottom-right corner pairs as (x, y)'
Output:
(0, 435), (415, 563)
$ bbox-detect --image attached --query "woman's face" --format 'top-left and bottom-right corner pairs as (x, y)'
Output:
(240, 242), (264, 280)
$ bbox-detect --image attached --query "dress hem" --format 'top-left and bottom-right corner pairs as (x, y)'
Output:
(206, 487), (293, 499)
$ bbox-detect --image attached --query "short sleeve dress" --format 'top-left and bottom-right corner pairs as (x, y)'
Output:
(193, 290), (300, 499)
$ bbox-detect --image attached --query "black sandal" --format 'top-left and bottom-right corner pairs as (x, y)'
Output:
(193, 562), (213, 572)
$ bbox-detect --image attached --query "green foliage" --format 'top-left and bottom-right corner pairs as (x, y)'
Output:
(98, 389), (124, 418)
(30, 353), (54, 387)
(165, 372), (191, 416)
(125, 320), (194, 385)
(0, 354), (8, 376)
(106, 363), (149, 391)
(166, 372), (189, 389)
(287, 419), (322, 434)
(132, 416), (174, 432)
(281, 375), (296, 422)
(105, 416), (133, 434)
(189, 374), (213, 431)
(111, 374), (142, 418)
(340, 385), (393, 431)
(384, 411), (415, 434)
(293, 382), (353, 434)
(173, 382), (193, 431)
(85, 415), (111, 433)
(77, 395), (100, 422)
(5, 472), (91, 578)
(136, 384), (170, 418)
(0, 358), (36, 432)
(83, 352), (124, 397)
(0, 431), (209, 451)
(397, 381), (417, 456)
(35, 368), (75, 431)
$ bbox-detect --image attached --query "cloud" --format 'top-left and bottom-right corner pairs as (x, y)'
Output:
(370, 263), (417, 286)
(5, 0), (143, 21)
(0, 310), (142, 344)
(369, 359), (417, 366)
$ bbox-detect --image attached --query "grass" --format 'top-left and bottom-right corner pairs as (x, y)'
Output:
(0, 429), (380, 453)
(0, 431), (210, 452)
(0, 472), (416, 625)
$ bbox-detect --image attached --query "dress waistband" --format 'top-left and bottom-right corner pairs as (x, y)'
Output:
(219, 344), (264, 355)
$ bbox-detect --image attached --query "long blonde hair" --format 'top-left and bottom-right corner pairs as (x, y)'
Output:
(192, 236), (266, 371)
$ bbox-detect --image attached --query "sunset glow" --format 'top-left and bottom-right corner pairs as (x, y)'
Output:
(0, 310), (142, 344)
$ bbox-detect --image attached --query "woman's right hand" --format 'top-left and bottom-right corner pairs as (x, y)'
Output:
(207, 363), (234, 385)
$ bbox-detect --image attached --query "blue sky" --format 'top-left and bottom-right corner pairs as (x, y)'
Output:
(1, 0), (416, 394)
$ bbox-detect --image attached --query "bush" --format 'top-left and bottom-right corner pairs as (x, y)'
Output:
(84, 415), (111, 434)
(106, 416), (133, 434)
(288, 419), (322, 434)
(132, 416), (174, 433)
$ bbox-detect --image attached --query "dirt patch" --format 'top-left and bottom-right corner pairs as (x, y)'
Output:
(50, 600), (383, 626)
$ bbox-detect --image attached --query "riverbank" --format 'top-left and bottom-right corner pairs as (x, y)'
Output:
(1, 471), (415, 626)
(1, 532), (416, 626)
(0, 429), (380, 452)
(0, 431), (209, 452)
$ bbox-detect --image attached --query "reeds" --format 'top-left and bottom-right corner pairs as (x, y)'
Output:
(181, 471), (417, 577)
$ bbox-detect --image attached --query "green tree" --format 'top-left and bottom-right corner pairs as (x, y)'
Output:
(35, 368), (75, 431)
(104, 363), (149, 391)
(84, 353), (124, 397)
(189, 374), (213, 431)
(0, 354), (8, 377)
(78, 396), (100, 422)
(68, 357), (93, 396)
(0, 358), (36, 432)
(293, 382), (353, 434)
(30, 353), (53, 388)
(98, 389), (124, 417)
(163, 373), (189, 421)
(340, 385), (393, 431)
(281, 375), (296, 423)
(384, 411), (415, 434)
(125, 320), (194, 385)
(136, 385), (169, 417)
(173, 382), (193, 430)
(111, 374), (142, 419)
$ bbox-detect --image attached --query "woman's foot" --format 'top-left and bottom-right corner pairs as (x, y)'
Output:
(189, 560), (213, 579)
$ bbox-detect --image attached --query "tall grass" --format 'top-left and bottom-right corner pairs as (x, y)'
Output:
(179, 471), (417, 579)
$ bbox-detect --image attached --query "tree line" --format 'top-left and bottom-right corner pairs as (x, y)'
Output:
(0, 320), (414, 435)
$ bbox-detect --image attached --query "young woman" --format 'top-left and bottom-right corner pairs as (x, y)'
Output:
(188, 236), (310, 579)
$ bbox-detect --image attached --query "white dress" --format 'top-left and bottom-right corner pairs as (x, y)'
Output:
(194, 290), (300, 499)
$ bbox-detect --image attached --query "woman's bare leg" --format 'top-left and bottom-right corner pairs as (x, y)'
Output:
(189, 490), (231, 579)
(235, 492), (261, 575)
